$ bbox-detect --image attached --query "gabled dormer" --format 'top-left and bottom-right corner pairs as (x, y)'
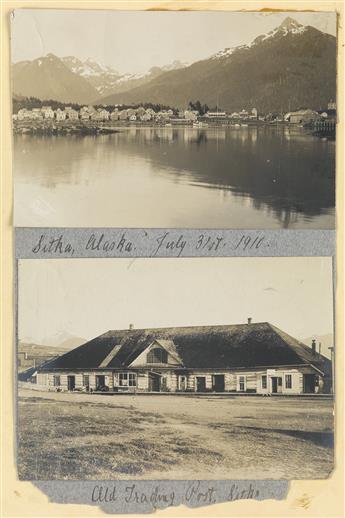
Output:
(129, 339), (184, 367)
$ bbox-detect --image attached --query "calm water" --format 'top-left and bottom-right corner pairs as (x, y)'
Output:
(14, 126), (335, 228)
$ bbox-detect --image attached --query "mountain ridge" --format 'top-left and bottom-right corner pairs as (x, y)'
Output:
(12, 53), (99, 103)
(97, 18), (336, 111)
(12, 18), (336, 111)
(19, 331), (86, 350)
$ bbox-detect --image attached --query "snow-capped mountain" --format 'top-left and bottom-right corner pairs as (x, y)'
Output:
(12, 52), (188, 102)
(11, 18), (335, 111)
(12, 53), (99, 103)
(99, 17), (336, 112)
(62, 56), (118, 77)
(61, 57), (188, 97)
(61, 56), (122, 96)
(211, 17), (307, 60)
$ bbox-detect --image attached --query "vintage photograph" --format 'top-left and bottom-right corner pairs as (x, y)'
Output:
(12, 10), (336, 228)
(17, 257), (334, 480)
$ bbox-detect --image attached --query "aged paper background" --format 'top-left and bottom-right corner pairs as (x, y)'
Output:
(1, 0), (344, 516)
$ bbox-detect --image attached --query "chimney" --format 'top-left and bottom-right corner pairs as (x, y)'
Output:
(129, 323), (134, 331)
(311, 339), (316, 354)
(318, 342), (322, 355)
(247, 317), (252, 325)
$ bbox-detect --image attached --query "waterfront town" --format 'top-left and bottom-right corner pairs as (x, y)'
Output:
(12, 100), (337, 134)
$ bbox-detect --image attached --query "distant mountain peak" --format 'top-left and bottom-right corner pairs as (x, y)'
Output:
(252, 17), (307, 45)
(211, 18), (309, 61)
(279, 16), (303, 30)
(61, 56), (119, 77)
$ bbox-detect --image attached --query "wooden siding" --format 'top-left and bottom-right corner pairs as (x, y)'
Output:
(37, 364), (321, 394)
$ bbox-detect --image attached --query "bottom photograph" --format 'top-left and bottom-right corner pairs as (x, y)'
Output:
(17, 257), (334, 480)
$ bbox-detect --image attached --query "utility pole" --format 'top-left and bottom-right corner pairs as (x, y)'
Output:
(328, 346), (335, 394)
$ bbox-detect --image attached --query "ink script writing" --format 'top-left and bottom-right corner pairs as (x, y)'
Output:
(90, 482), (261, 509)
(29, 231), (268, 258)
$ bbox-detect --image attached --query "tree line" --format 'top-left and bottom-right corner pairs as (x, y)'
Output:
(188, 100), (220, 115)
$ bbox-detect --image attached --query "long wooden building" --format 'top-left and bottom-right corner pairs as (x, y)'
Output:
(34, 321), (332, 395)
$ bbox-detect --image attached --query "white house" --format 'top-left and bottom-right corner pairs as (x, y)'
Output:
(55, 109), (66, 121)
(110, 110), (119, 121)
(41, 106), (55, 119)
(65, 108), (79, 120)
(98, 109), (110, 121)
(184, 110), (197, 121)
(31, 108), (43, 120)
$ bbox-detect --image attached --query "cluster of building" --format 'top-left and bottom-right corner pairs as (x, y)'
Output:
(13, 101), (336, 125)
(31, 321), (332, 395)
(13, 105), (196, 123)
(13, 105), (259, 123)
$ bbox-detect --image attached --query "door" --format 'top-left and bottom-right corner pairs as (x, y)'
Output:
(95, 375), (105, 391)
(67, 375), (75, 391)
(196, 376), (206, 392)
(212, 375), (225, 392)
(303, 374), (316, 393)
(272, 377), (282, 393)
(149, 373), (160, 392)
(179, 376), (187, 391)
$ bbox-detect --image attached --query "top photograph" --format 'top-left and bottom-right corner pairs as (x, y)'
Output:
(11, 10), (336, 228)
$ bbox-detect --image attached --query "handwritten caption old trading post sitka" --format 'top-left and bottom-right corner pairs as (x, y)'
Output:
(90, 481), (261, 507)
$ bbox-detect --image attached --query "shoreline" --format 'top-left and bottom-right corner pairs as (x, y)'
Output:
(12, 121), (121, 136)
(12, 119), (329, 137)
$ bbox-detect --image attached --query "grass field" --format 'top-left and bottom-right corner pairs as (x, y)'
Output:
(17, 388), (334, 480)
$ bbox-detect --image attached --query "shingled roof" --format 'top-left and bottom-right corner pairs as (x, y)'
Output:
(40, 322), (331, 375)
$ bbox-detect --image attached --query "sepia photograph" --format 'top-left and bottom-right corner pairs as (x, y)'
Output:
(17, 257), (334, 480)
(12, 10), (336, 228)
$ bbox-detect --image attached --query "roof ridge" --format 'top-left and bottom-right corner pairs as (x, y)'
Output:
(106, 322), (270, 334)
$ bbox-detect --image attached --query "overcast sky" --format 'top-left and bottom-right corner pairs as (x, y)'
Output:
(11, 10), (336, 74)
(18, 257), (333, 345)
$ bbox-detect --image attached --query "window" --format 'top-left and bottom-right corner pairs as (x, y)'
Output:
(147, 348), (168, 364)
(238, 375), (246, 392)
(119, 372), (137, 387)
(285, 374), (292, 389)
(83, 374), (90, 388)
(261, 375), (267, 389)
(53, 375), (61, 387)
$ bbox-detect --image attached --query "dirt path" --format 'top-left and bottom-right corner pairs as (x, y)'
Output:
(17, 388), (334, 480)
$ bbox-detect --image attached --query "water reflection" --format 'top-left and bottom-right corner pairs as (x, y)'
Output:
(14, 126), (335, 228)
